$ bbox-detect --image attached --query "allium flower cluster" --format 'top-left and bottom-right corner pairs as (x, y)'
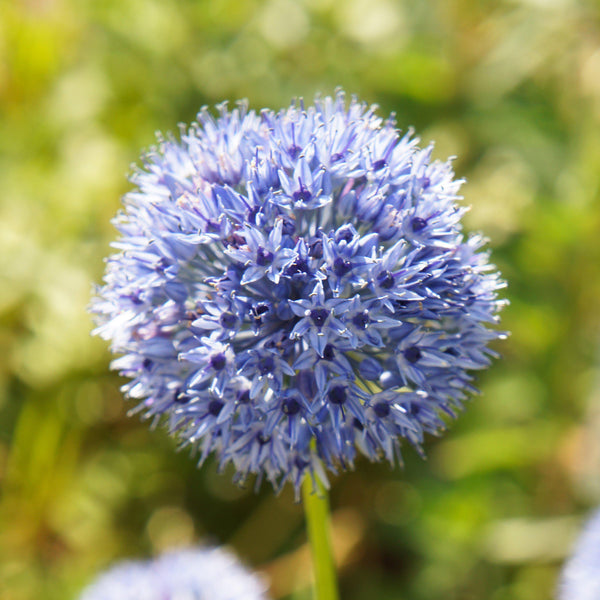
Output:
(92, 92), (506, 494)
(558, 508), (600, 600)
(78, 546), (269, 600)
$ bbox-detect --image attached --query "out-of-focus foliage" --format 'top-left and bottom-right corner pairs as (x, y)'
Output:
(1, 0), (600, 599)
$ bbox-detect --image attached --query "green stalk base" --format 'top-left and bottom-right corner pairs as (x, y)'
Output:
(302, 476), (339, 600)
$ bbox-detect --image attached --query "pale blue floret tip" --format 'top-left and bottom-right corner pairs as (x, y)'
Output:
(558, 508), (600, 600)
(91, 91), (506, 495)
(78, 546), (269, 600)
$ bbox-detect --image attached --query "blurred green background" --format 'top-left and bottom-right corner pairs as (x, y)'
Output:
(2, 0), (600, 598)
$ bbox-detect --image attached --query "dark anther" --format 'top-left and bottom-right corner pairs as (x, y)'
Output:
(373, 159), (386, 170)
(247, 207), (260, 223)
(208, 399), (224, 416)
(352, 311), (370, 330)
(322, 344), (335, 361)
(225, 232), (245, 248)
(352, 417), (364, 431)
(328, 385), (347, 405)
(282, 398), (301, 415)
(331, 152), (344, 162)
(281, 218), (296, 236)
(286, 258), (309, 276)
(421, 176), (430, 188)
(374, 402), (390, 418)
(206, 219), (220, 233)
(173, 389), (190, 404)
(258, 356), (275, 375)
(308, 238), (323, 259)
(252, 303), (269, 317)
(210, 353), (227, 371)
(237, 389), (250, 404)
(411, 217), (427, 232)
(294, 455), (310, 469)
(256, 247), (274, 266)
(335, 226), (354, 243)
(142, 358), (153, 369)
(219, 312), (237, 329)
(310, 308), (329, 328)
(404, 346), (422, 364)
(155, 258), (169, 272)
(257, 433), (271, 445)
(377, 270), (395, 289)
(288, 145), (301, 159)
(333, 257), (352, 276)
(293, 187), (312, 204)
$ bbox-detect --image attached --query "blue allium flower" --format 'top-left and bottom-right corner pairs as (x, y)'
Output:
(92, 91), (506, 494)
(558, 508), (600, 600)
(78, 546), (269, 600)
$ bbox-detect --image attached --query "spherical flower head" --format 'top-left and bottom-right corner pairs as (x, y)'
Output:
(91, 91), (506, 495)
(78, 546), (269, 600)
(558, 508), (600, 600)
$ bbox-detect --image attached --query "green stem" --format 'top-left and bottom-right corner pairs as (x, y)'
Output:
(302, 476), (339, 600)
